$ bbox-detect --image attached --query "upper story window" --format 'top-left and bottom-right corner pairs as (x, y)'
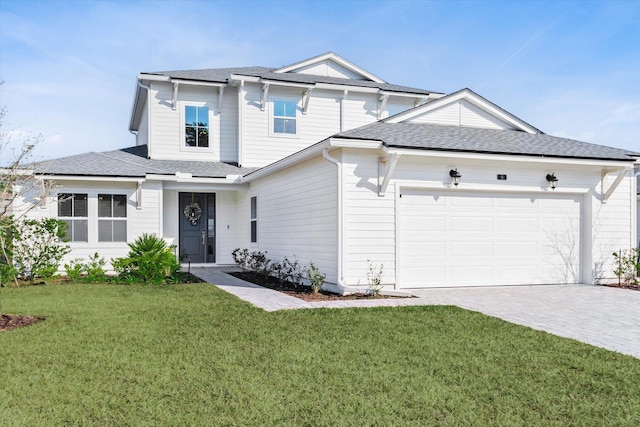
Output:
(98, 194), (127, 242)
(273, 100), (297, 134)
(58, 193), (88, 242)
(185, 106), (209, 147)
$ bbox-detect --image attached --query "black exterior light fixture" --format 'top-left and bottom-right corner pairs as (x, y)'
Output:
(449, 169), (462, 187)
(546, 173), (558, 190)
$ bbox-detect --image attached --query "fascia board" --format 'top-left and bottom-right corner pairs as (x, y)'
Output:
(138, 73), (171, 82)
(379, 91), (432, 99)
(229, 74), (262, 83)
(40, 175), (143, 183)
(329, 137), (383, 149)
(260, 79), (315, 89)
(170, 79), (225, 87)
(144, 174), (242, 184)
(314, 83), (379, 93)
(383, 146), (637, 168)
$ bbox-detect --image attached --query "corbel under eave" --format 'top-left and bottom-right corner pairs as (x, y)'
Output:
(379, 153), (400, 196)
(172, 82), (179, 110)
(601, 168), (627, 203)
(377, 94), (389, 120)
(260, 83), (270, 111)
(217, 86), (225, 113)
(136, 180), (144, 209)
(302, 88), (313, 114)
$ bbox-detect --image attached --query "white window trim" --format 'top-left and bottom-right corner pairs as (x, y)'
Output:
(180, 101), (214, 153)
(269, 96), (300, 138)
(97, 194), (128, 243)
(250, 195), (258, 244)
(58, 193), (89, 243)
(55, 188), (133, 246)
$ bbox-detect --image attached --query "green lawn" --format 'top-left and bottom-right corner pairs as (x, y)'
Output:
(1, 284), (639, 426)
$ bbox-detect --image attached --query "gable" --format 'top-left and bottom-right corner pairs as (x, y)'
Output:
(274, 52), (386, 83)
(405, 99), (517, 130)
(289, 59), (365, 80)
(385, 88), (541, 134)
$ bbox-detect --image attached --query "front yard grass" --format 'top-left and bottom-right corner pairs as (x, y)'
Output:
(1, 283), (638, 426)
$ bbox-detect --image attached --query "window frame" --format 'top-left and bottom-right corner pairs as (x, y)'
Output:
(270, 97), (299, 138)
(180, 102), (214, 153)
(97, 193), (128, 243)
(57, 193), (89, 243)
(250, 196), (258, 244)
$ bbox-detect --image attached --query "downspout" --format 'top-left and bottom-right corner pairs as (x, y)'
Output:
(237, 80), (245, 167)
(322, 148), (347, 292)
(634, 166), (640, 247)
(138, 80), (152, 159)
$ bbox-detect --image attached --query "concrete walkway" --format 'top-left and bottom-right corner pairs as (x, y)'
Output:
(191, 267), (640, 359)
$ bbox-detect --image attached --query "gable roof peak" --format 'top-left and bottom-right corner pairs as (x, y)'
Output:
(273, 52), (386, 83)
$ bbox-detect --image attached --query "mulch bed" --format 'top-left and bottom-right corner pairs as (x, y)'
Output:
(229, 271), (402, 302)
(0, 314), (44, 332)
(603, 282), (640, 291)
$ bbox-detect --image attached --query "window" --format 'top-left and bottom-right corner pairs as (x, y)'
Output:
(58, 193), (88, 242)
(250, 196), (257, 243)
(185, 106), (209, 147)
(98, 194), (127, 242)
(273, 100), (297, 134)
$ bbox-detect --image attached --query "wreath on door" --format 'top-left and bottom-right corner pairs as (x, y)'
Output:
(184, 202), (202, 225)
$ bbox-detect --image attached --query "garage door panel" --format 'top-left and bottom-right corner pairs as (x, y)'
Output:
(399, 190), (582, 288)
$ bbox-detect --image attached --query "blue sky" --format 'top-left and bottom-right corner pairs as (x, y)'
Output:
(1, 0), (638, 161)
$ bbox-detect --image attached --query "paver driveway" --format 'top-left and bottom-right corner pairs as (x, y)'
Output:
(412, 284), (640, 359)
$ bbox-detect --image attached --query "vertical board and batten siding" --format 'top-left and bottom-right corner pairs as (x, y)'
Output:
(161, 188), (240, 265)
(407, 99), (516, 130)
(247, 156), (338, 283)
(220, 87), (239, 163)
(341, 149), (397, 286)
(292, 61), (364, 79)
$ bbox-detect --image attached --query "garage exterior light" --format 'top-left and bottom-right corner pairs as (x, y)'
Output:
(546, 173), (558, 190)
(449, 169), (462, 187)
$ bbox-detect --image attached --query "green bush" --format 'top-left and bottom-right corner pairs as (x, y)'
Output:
(84, 252), (107, 282)
(113, 234), (179, 284)
(306, 262), (326, 293)
(64, 258), (84, 281)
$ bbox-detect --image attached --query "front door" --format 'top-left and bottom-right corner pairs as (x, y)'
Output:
(179, 193), (216, 263)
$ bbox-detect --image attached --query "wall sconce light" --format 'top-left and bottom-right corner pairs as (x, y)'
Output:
(449, 169), (462, 187)
(546, 173), (558, 190)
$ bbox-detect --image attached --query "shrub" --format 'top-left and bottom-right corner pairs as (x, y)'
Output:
(64, 258), (84, 281)
(306, 262), (326, 293)
(10, 218), (70, 281)
(113, 234), (179, 284)
(231, 248), (250, 271)
(366, 260), (384, 295)
(84, 252), (107, 282)
(612, 248), (640, 285)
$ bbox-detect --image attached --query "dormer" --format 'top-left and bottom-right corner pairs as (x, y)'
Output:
(273, 52), (386, 82)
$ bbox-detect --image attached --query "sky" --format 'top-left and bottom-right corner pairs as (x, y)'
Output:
(0, 0), (638, 162)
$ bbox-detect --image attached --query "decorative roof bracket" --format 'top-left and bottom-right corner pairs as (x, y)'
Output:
(302, 88), (313, 114)
(379, 152), (400, 196)
(217, 86), (225, 113)
(260, 83), (270, 111)
(172, 82), (179, 110)
(601, 168), (628, 203)
(378, 94), (389, 119)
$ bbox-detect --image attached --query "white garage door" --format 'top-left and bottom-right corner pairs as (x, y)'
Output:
(398, 190), (582, 288)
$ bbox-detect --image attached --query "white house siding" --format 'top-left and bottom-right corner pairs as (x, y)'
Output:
(247, 156), (339, 283)
(220, 86), (238, 163)
(591, 173), (635, 282)
(148, 82), (223, 162)
(341, 149), (397, 286)
(338, 151), (635, 288)
(408, 99), (515, 130)
(21, 180), (160, 271)
(292, 61), (364, 79)
(241, 86), (342, 167)
(342, 93), (378, 131)
(136, 102), (149, 146)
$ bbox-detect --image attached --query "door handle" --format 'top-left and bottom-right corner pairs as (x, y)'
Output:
(202, 229), (206, 245)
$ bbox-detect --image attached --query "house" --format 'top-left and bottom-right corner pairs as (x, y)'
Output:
(17, 52), (639, 292)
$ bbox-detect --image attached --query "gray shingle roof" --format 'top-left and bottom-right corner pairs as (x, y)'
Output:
(337, 122), (639, 162)
(33, 145), (256, 178)
(144, 67), (437, 95)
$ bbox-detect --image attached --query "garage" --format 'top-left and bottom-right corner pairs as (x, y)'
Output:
(398, 189), (582, 288)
